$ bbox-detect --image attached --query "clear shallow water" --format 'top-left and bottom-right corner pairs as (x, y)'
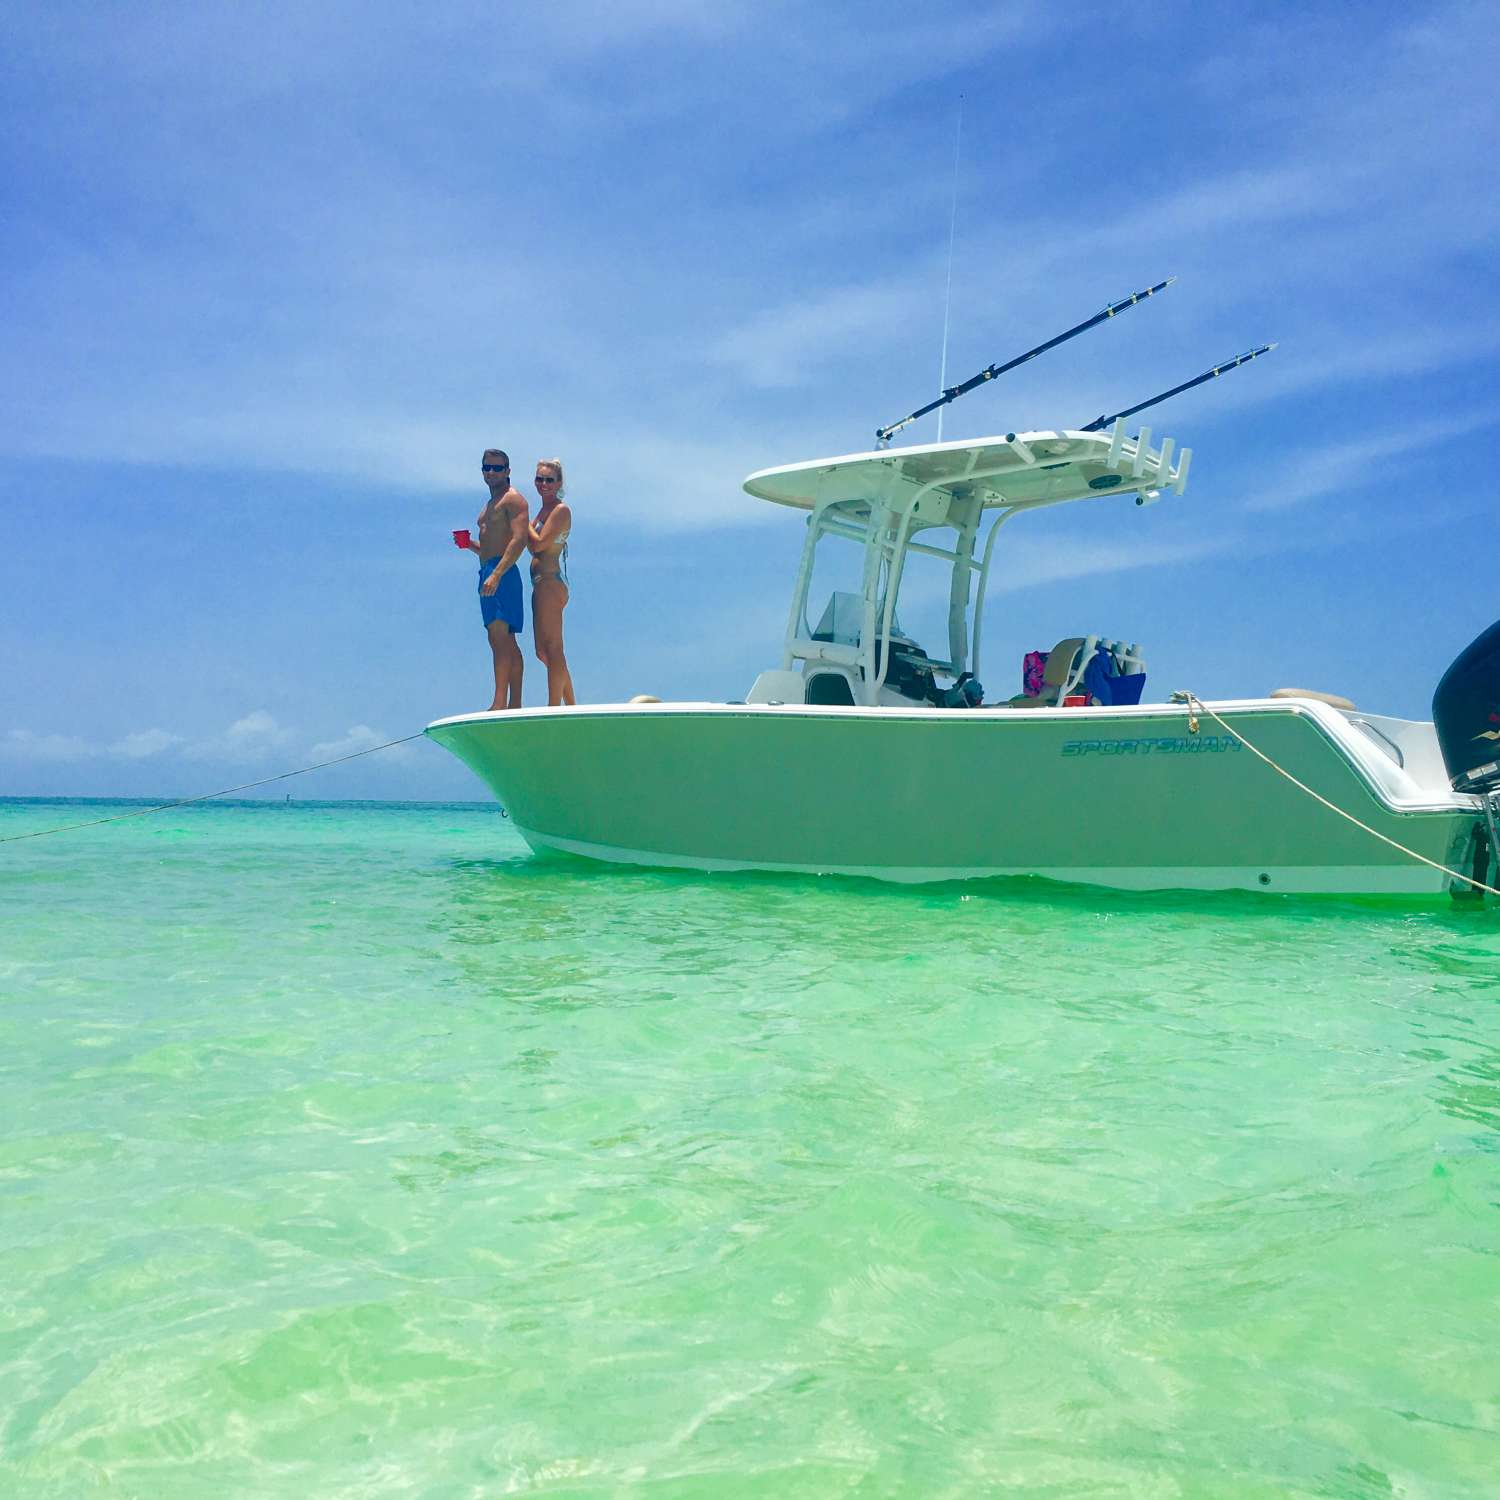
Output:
(3, 798), (1499, 1498)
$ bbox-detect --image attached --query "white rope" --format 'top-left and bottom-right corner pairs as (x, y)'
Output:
(0, 731), (428, 846)
(1180, 692), (1500, 898)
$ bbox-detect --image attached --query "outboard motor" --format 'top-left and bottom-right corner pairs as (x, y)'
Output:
(1434, 619), (1500, 899)
(1433, 618), (1500, 794)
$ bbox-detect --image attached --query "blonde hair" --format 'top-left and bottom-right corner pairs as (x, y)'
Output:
(535, 458), (565, 499)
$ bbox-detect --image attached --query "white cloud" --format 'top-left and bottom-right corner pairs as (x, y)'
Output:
(227, 711), (289, 743)
(2, 715), (423, 779)
(109, 728), (184, 759)
(1, 729), (92, 762)
(307, 725), (416, 764)
(184, 711), (298, 764)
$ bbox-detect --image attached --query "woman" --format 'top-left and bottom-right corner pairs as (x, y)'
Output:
(527, 458), (575, 706)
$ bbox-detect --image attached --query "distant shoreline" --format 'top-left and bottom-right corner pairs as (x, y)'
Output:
(0, 796), (498, 811)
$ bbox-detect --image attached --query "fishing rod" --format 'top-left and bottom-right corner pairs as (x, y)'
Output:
(875, 277), (1175, 445)
(1081, 342), (1277, 432)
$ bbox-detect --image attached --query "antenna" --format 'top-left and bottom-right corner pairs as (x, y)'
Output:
(1081, 343), (1277, 432)
(876, 277), (1175, 445)
(935, 96), (963, 443)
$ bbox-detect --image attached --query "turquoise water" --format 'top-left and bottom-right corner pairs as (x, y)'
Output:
(3, 798), (1499, 1497)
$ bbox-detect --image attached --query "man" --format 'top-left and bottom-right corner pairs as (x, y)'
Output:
(467, 448), (529, 710)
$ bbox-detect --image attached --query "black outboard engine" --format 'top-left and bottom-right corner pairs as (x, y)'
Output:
(1433, 618), (1500, 794)
(1434, 619), (1500, 899)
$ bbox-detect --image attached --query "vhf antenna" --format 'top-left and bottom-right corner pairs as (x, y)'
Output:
(1080, 343), (1278, 431)
(875, 277), (1175, 445)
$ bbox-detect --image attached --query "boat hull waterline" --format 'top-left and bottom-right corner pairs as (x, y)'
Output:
(426, 702), (1482, 896)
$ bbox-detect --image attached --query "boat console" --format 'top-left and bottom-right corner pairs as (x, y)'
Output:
(744, 426), (1181, 709)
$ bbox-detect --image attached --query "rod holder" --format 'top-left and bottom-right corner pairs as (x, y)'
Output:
(1106, 417), (1126, 469)
(1132, 426), (1152, 477)
(1173, 448), (1192, 494)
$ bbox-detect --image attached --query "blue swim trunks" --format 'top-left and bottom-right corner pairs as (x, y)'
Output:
(478, 557), (524, 633)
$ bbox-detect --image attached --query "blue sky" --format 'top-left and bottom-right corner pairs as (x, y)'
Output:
(3, 0), (1497, 800)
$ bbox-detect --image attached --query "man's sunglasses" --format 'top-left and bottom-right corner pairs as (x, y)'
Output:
(482, 464), (509, 474)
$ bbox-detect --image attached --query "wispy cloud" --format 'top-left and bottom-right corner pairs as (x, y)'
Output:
(1241, 412), (1500, 512)
(713, 282), (927, 390)
(0, 2), (1079, 523)
(989, 534), (1235, 594)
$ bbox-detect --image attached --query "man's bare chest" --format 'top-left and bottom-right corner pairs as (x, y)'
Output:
(477, 499), (511, 534)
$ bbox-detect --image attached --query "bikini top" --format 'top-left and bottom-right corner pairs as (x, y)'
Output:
(534, 504), (569, 548)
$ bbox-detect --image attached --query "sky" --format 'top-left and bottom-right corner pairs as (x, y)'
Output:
(3, 0), (1498, 801)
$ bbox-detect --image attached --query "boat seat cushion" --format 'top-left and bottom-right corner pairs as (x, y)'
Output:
(1270, 687), (1356, 710)
(1005, 638), (1086, 707)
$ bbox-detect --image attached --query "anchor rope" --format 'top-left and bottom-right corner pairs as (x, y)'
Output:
(0, 731), (427, 845)
(1179, 692), (1500, 898)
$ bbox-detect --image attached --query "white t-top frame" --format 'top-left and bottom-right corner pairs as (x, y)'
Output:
(744, 422), (1187, 707)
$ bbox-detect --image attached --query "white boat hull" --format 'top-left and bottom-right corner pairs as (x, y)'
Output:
(426, 700), (1483, 897)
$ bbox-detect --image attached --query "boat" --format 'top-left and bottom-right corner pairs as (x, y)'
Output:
(427, 420), (1500, 899)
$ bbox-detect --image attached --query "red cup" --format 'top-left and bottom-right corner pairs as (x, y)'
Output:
(1064, 694), (1088, 707)
(452, 529), (472, 549)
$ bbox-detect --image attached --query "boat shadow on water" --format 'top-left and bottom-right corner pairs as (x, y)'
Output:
(437, 842), (1499, 933)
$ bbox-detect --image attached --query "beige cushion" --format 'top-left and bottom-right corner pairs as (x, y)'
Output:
(1004, 637), (1087, 707)
(1041, 638), (1087, 687)
(1269, 687), (1356, 710)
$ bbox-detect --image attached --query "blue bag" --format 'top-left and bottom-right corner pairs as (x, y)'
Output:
(1082, 646), (1146, 706)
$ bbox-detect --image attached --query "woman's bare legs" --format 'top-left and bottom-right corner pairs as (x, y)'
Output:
(531, 578), (575, 706)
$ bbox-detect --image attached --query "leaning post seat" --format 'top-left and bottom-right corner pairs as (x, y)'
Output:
(1003, 636), (1146, 707)
(1007, 637), (1088, 707)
